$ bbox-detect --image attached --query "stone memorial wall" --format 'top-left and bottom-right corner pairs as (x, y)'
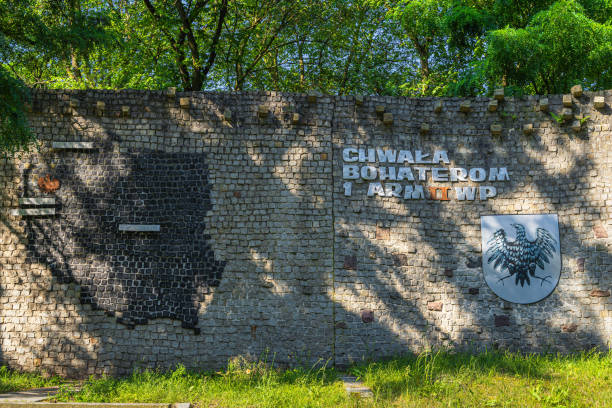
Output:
(0, 89), (610, 377)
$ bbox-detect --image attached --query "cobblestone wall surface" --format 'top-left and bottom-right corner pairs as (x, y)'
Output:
(0, 90), (334, 377)
(0, 89), (610, 377)
(332, 92), (612, 366)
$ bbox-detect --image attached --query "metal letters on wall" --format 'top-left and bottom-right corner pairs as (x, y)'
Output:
(481, 214), (561, 304)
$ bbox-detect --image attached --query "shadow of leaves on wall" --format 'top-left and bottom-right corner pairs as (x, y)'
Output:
(22, 146), (224, 330)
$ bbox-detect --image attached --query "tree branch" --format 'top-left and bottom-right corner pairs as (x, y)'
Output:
(175, 0), (202, 89)
(189, 0), (210, 22)
(143, 0), (192, 88)
(142, 0), (179, 53)
(200, 0), (228, 85)
(236, 6), (297, 88)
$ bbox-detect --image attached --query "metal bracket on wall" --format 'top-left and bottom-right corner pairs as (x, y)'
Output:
(11, 208), (55, 216)
(52, 141), (95, 150)
(118, 224), (161, 232)
(10, 197), (56, 216)
(19, 198), (56, 205)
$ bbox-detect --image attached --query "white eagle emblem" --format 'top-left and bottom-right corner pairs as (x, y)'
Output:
(486, 223), (557, 287)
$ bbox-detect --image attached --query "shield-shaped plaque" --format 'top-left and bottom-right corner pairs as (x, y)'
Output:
(481, 214), (561, 304)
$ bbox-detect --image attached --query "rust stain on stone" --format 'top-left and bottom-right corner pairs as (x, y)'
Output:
(37, 174), (60, 193)
(562, 323), (578, 333)
(376, 226), (390, 240)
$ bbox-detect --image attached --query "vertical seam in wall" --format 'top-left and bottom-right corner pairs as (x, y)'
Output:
(330, 95), (337, 366)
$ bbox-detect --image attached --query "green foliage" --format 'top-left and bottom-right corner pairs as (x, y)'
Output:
(486, 25), (542, 91)
(48, 350), (612, 407)
(580, 0), (612, 23)
(0, 365), (63, 393)
(485, 0), (612, 94)
(1, 0), (611, 97)
(550, 111), (565, 123)
(386, 0), (454, 95)
(444, 3), (493, 48)
(1, 0), (612, 155)
(3, 0), (612, 98)
(55, 359), (344, 407)
(445, 55), (488, 96)
(0, 67), (36, 156)
(353, 349), (612, 407)
(492, 0), (556, 28)
(0, 0), (112, 155)
(499, 110), (518, 120)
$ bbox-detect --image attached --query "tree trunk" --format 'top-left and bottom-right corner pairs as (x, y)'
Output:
(68, 48), (82, 80)
(297, 36), (305, 89)
(411, 38), (430, 94)
(271, 51), (280, 89)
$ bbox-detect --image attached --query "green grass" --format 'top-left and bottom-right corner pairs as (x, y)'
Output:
(0, 365), (63, 393)
(352, 349), (612, 407)
(55, 357), (346, 408)
(49, 350), (612, 408)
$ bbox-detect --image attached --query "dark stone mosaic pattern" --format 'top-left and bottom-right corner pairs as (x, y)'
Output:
(23, 150), (224, 330)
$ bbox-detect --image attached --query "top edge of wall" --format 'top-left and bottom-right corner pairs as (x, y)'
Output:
(27, 88), (612, 100)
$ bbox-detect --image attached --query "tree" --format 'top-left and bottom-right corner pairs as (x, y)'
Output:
(485, 0), (612, 93)
(0, 65), (32, 157)
(0, 0), (110, 155)
(2, 0), (612, 156)
(218, 0), (304, 91)
(141, 0), (228, 91)
(226, 0), (407, 95)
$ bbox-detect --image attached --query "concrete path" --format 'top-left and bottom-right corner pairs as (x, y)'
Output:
(0, 387), (191, 408)
(0, 387), (60, 403)
(0, 404), (173, 408)
(340, 376), (373, 398)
